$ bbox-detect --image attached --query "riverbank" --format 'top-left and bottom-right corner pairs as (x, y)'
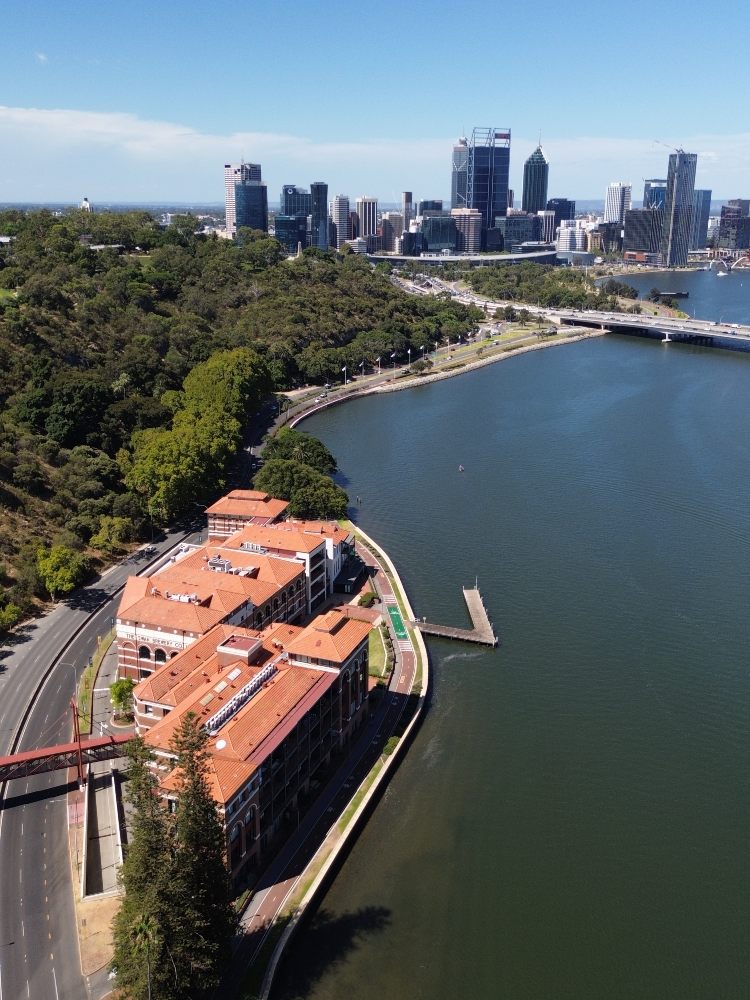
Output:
(255, 524), (430, 999)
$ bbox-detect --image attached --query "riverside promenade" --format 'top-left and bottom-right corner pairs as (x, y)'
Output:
(213, 524), (429, 1000)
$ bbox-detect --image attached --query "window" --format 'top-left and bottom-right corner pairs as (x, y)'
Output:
(138, 646), (151, 660)
(154, 649), (167, 663)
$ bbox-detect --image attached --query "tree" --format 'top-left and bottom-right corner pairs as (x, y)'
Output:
(36, 545), (89, 600)
(262, 427), (337, 473)
(112, 738), (176, 1000)
(130, 914), (159, 1000)
(110, 678), (135, 718)
(90, 515), (134, 554)
(167, 713), (236, 996)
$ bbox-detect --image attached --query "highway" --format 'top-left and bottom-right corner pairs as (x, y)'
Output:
(0, 528), (197, 1000)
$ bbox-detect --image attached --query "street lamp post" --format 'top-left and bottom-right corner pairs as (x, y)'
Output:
(407, 348), (411, 368)
(359, 360), (365, 378)
(420, 345), (426, 363)
(341, 365), (348, 386)
(376, 356), (381, 374)
(391, 352), (396, 370)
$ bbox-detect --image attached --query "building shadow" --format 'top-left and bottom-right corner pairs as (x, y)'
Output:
(1, 777), (78, 810)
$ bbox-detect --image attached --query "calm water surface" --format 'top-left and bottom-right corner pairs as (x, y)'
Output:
(273, 303), (750, 999)
(621, 267), (750, 323)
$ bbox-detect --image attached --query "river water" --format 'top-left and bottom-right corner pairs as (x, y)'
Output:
(272, 287), (750, 1000)
(618, 267), (750, 323)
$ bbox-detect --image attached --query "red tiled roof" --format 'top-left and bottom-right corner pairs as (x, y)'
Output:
(222, 523), (326, 555)
(206, 490), (289, 520)
(286, 609), (371, 663)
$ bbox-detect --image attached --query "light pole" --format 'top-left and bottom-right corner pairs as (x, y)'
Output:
(341, 365), (348, 386)
(359, 360), (365, 378)
(390, 352), (396, 370)
(420, 345), (426, 363)
(407, 347), (411, 368)
(376, 356), (381, 374)
(434, 340), (438, 356)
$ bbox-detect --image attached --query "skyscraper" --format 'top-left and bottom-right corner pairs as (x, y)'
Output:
(235, 178), (268, 233)
(603, 182), (632, 224)
(332, 195), (350, 249)
(451, 137), (469, 209)
(466, 127), (511, 238)
(717, 200), (750, 250)
(357, 197), (379, 237)
(402, 192), (413, 230)
(660, 151), (697, 266)
(224, 162), (262, 236)
(643, 179), (667, 210)
(310, 181), (329, 250)
(522, 145), (549, 214)
(691, 189), (712, 250)
(546, 198), (575, 229)
(451, 208), (482, 253)
(280, 185), (312, 218)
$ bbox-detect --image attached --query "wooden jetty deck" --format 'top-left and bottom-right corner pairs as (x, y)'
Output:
(412, 587), (498, 647)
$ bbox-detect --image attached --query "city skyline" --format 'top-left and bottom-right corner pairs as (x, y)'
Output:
(1, 0), (749, 202)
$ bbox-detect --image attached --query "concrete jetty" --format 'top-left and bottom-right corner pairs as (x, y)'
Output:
(412, 586), (498, 647)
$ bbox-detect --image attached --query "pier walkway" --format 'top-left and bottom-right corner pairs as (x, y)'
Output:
(413, 587), (498, 647)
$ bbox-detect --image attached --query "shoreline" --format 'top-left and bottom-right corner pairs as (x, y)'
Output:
(257, 327), (601, 994)
(258, 525), (430, 999)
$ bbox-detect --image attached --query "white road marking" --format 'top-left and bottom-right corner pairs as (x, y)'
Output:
(52, 966), (59, 1000)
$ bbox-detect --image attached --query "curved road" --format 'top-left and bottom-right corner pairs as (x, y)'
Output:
(0, 528), (199, 1000)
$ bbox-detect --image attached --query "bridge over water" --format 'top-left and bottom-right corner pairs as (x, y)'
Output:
(550, 309), (750, 352)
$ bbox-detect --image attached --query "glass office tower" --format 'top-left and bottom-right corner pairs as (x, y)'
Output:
(310, 181), (329, 250)
(467, 127), (511, 236)
(660, 151), (697, 267)
(522, 145), (549, 214)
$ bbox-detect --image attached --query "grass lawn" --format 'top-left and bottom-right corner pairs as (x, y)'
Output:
(368, 627), (387, 677)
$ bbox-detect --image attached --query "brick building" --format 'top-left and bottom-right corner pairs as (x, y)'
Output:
(205, 489), (289, 538)
(133, 609), (371, 884)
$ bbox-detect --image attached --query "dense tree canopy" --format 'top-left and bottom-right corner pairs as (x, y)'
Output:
(0, 209), (476, 618)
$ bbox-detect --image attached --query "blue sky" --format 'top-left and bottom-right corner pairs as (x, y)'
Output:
(1, 0), (748, 203)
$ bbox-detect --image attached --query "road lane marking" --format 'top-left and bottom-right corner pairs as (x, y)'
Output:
(52, 966), (59, 1000)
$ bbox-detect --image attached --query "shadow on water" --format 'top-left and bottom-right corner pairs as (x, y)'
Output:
(270, 905), (392, 1000)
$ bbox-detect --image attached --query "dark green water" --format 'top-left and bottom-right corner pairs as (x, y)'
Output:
(274, 335), (750, 1000)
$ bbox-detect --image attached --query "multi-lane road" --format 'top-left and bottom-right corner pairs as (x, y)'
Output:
(0, 528), (197, 1000)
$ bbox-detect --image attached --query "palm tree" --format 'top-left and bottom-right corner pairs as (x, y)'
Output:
(130, 914), (158, 1000)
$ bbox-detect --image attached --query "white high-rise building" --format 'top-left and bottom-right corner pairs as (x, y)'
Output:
(537, 210), (556, 243)
(356, 197), (378, 238)
(332, 195), (350, 249)
(224, 162), (262, 236)
(450, 208), (482, 253)
(556, 219), (587, 252)
(603, 182), (632, 224)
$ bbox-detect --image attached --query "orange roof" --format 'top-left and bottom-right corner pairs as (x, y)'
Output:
(222, 523), (326, 555)
(117, 542), (305, 630)
(206, 490), (289, 521)
(147, 655), (337, 805)
(134, 622), (303, 708)
(287, 519), (352, 545)
(286, 609), (371, 664)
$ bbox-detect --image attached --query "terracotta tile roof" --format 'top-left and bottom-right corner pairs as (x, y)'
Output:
(154, 662), (337, 805)
(117, 542), (305, 630)
(206, 490), (289, 521)
(286, 609), (371, 664)
(222, 523), (326, 555)
(134, 622), (304, 707)
(287, 519), (353, 544)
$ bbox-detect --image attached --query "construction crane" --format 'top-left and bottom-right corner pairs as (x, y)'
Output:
(654, 139), (685, 154)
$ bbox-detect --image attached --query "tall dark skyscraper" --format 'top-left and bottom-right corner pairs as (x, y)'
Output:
(546, 197), (575, 229)
(521, 145), (549, 213)
(660, 151), (697, 267)
(451, 137), (469, 209)
(235, 178), (268, 233)
(691, 189), (711, 250)
(280, 184), (312, 217)
(310, 181), (329, 249)
(643, 179), (667, 210)
(466, 127), (511, 236)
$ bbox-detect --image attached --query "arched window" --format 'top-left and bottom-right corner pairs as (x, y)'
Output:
(138, 646), (151, 660)
(169, 651), (178, 659)
(273, 598), (280, 611)
(154, 648), (167, 663)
